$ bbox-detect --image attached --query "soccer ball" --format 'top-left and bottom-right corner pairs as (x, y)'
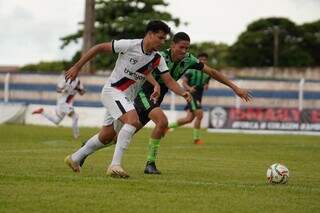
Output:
(266, 163), (289, 184)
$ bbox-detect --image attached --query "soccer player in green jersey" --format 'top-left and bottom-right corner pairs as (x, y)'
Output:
(168, 53), (211, 145)
(134, 32), (252, 174)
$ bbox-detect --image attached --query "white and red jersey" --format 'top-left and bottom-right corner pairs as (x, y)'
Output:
(106, 39), (168, 100)
(57, 76), (84, 104)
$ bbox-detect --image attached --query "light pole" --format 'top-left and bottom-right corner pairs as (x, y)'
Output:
(272, 26), (280, 67)
(82, 0), (95, 73)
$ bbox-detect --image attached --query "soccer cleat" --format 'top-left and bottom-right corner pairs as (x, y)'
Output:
(32, 108), (43, 114)
(144, 161), (161, 175)
(194, 139), (204, 145)
(106, 165), (129, 178)
(64, 155), (81, 172)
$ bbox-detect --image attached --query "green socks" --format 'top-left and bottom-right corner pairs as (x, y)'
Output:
(147, 138), (161, 162)
(169, 122), (179, 129)
(193, 128), (200, 140)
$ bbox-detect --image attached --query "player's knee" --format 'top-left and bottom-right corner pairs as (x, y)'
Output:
(126, 120), (141, 129)
(156, 117), (168, 130)
(195, 111), (203, 120)
(196, 114), (203, 120)
(98, 129), (116, 144)
(186, 114), (194, 123)
(121, 111), (140, 128)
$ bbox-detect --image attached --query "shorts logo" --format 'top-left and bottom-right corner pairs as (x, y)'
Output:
(129, 58), (138, 65)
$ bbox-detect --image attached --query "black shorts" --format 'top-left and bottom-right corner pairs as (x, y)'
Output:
(134, 91), (161, 126)
(185, 92), (203, 111)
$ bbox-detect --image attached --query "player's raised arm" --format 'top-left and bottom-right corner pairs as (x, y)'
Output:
(202, 64), (252, 102)
(160, 72), (192, 102)
(65, 42), (113, 81)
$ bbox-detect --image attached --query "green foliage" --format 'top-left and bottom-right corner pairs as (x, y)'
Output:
(229, 17), (315, 67)
(1, 124), (320, 212)
(299, 20), (320, 66)
(189, 42), (230, 69)
(61, 0), (181, 70)
(19, 61), (71, 73)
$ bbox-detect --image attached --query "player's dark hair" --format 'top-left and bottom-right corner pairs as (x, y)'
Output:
(173, 32), (190, 43)
(146, 20), (170, 34)
(198, 52), (209, 59)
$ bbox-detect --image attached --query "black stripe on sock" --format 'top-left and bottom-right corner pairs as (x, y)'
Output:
(115, 100), (126, 114)
(111, 40), (115, 53)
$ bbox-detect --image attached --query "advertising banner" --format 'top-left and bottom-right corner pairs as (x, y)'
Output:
(209, 106), (320, 132)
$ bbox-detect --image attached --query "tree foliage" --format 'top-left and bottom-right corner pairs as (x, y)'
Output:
(19, 61), (70, 73)
(299, 20), (320, 66)
(61, 0), (181, 70)
(189, 42), (230, 69)
(228, 17), (315, 67)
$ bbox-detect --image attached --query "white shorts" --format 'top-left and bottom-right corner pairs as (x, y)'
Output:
(56, 102), (74, 118)
(101, 85), (135, 126)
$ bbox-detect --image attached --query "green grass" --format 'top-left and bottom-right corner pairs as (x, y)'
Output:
(0, 124), (319, 213)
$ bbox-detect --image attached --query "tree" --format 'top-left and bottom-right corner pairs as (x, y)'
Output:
(228, 17), (313, 67)
(189, 42), (230, 69)
(82, 0), (96, 73)
(299, 20), (320, 66)
(61, 0), (181, 71)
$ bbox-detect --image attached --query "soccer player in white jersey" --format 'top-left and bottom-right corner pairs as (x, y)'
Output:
(32, 76), (85, 139)
(64, 20), (191, 178)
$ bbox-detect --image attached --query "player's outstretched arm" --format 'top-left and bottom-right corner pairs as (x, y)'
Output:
(65, 42), (113, 81)
(161, 72), (192, 102)
(202, 64), (252, 102)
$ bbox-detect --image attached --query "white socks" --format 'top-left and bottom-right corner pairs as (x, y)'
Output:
(71, 113), (79, 138)
(42, 110), (63, 124)
(111, 124), (136, 166)
(71, 134), (105, 163)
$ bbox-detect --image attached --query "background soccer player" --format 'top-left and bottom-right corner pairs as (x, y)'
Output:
(32, 75), (85, 139)
(168, 53), (211, 145)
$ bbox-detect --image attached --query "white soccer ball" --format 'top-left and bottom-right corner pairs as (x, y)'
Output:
(266, 163), (289, 184)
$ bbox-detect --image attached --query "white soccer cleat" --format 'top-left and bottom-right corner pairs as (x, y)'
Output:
(64, 155), (81, 173)
(106, 165), (129, 178)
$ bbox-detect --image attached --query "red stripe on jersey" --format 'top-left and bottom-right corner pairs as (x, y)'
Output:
(137, 53), (161, 75)
(111, 77), (136, 91)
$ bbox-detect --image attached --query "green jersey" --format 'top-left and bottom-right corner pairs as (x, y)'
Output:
(139, 49), (204, 103)
(134, 49), (204, 125)
(185, 69), (210, 92)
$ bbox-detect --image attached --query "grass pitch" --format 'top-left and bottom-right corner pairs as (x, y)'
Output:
(0, 124), (319, 213)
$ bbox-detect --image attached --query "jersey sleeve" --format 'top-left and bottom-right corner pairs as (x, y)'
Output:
(157, 55), (169, 74)
(111, 39), (133, 54)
